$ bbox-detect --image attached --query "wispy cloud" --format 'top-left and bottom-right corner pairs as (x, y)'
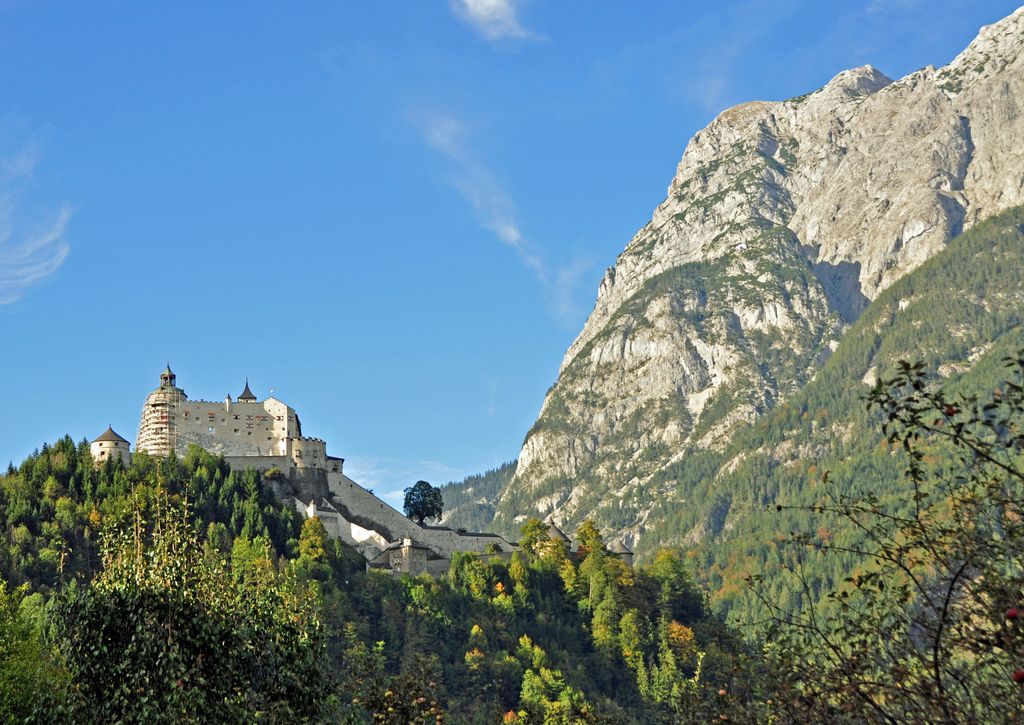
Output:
(414, 110), (589, 324)
(449, 0), (540, 42)
(0, 119), (73, 304)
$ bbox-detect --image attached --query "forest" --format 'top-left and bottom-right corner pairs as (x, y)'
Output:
(0, 439), (767, 723)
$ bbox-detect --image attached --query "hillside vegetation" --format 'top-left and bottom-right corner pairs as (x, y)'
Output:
(0, 442), (761, 722)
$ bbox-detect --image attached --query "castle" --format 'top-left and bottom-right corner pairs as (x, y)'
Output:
(92, 366), (631, 575)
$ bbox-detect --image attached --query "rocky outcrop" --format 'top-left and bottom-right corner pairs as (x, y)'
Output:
(493, 7), (1024, 541)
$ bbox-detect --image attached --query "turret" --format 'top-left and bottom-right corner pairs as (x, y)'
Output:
(137, 365), (187, 457)
(545, 518), (571, 551)
(238, 379), (257, 402)
(91, 426), (132, 467)
(608, 540), (634, 567)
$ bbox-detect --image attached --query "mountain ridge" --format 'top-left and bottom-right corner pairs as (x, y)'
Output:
(467, 7), (1024, 554)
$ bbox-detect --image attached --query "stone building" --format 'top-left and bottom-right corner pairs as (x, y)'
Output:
(137, 365), (318, 464)
(90, 426), (132, 467)
(608, 540), (634, 567)
(131, 365), (517, 575)
(367, 539), (450, 577)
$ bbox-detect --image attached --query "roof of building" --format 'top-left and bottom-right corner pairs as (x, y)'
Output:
(546, 521), (570, 543)
(316, 498), (340, 514)
(608, 540), (633, 555)
(163, 363), (174, 376)
(419, 524), (505, 539)
(367, 538), (447, 568)
(92, 426), (129, 444)
(238, 379), (257, 401)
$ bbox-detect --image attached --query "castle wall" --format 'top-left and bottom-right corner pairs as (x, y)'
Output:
(289, 437), (327, 469)
(136, 379), (302, 459)
(325, 471), (515, 558)
(292, 498), (390, 555)
(174, 398), (298, 457)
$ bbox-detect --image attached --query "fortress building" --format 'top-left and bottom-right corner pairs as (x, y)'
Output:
(128, 365), (518, 573)
(90, 426), (132, 467)
(137, 365), (329, 472)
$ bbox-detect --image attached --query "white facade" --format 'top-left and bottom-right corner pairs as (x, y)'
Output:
(134, 366), (517, 571)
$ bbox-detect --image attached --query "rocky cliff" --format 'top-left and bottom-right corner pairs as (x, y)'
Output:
(490, 7), (1024, 544)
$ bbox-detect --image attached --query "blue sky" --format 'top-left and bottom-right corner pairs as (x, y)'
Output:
(1, 0), (1019, 507)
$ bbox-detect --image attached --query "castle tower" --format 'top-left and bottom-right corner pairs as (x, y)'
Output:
(545, 519), (571, 551)
(608, 540), (634, 568)
(91, 426), (132, 467)
(238, 379), (257, 402)
(136, 364), (188, 456)
(160, 364), (176, 389)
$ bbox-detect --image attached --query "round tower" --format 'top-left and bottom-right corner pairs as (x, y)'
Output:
(136, 364), (188, 456)
(91, 426), (132, 467)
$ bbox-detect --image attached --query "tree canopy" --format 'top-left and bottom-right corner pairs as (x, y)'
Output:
(403, 480), (443, 525)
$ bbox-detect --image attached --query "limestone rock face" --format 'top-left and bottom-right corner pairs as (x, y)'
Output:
(493, 8), (1024, 541)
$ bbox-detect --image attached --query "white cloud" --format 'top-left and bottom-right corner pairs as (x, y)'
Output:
(450, 0), (539, 42)
(0, 120), (73, 305)
(414, 110), (589, 325)
(0, 205), (72, 304)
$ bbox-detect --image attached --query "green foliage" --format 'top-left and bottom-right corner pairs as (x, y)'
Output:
(0, 441), (302, 595)
(0, 437), (761, 722)
(439, 461), (516, 532)
(0, 578), (66, 722)
(54, 496), (327, 723)
(403, 480), (444, 525)
(756, 355), (1024, 722)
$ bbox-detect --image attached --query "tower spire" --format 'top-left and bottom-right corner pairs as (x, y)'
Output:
(160, 364), (176, 388)
(238, 378), (257, 402)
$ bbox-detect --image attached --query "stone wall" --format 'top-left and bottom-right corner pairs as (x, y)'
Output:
(325, 471), (516, 558)
(173, 397), (298, 457)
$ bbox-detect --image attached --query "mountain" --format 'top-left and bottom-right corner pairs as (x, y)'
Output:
(438, 460), (516, 532)
(461, 8), (1024, 572)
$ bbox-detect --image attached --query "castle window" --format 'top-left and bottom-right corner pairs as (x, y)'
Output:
(233, 415), (239, 420)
